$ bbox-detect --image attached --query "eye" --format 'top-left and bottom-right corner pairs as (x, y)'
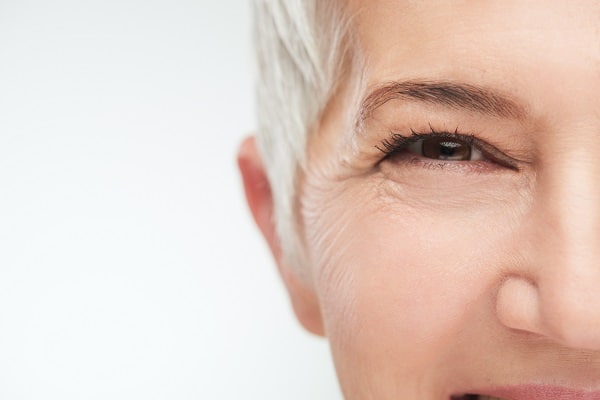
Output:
(376, 129), (520, 171)
(376, 127), (522, 171)
(406, 136), (485, 161)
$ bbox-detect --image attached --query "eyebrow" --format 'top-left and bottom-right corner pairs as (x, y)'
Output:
(357, 80), (526, 125)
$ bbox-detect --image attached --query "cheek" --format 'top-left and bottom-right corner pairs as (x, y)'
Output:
(301, 175), (526, 391)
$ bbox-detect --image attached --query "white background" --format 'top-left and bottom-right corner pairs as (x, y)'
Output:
(0, 1), (341, 398)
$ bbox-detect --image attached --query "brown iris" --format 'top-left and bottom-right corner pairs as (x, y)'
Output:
(422, 137), (472, 161)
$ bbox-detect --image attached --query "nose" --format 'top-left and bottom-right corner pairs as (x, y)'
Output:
(496, 154), (600, 350)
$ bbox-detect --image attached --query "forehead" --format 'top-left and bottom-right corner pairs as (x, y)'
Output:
(346, 1), (600, 79)
(340, 0), (600, 126)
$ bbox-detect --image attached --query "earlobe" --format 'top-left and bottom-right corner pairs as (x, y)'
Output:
(237, 136), (324, 336)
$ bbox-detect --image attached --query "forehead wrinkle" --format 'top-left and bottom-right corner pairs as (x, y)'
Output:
(356, 80), (527, 130)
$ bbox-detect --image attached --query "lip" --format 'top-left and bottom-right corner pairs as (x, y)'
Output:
(453, 385), (600, 400)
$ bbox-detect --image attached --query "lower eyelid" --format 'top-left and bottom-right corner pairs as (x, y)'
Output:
(390, 152), (504, 173)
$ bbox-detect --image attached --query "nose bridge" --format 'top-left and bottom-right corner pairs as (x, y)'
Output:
(533, 146), (600, 348)
(546, 149), (600, 253)
(543, 144), (600, 263)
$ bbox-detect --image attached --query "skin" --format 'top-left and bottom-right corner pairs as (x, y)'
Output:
(239, 1), (600, 398)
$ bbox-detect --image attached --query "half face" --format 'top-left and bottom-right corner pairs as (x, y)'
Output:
(299, 1), (600, 399)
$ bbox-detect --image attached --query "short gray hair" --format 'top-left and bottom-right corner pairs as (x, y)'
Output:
(252, 0), (354, 277)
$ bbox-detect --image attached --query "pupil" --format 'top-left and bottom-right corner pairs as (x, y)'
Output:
(422, 138), (471, 160)
(439, 142), (459, 156)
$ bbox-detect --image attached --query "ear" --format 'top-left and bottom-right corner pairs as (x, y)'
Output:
(237, 136), (324, 336)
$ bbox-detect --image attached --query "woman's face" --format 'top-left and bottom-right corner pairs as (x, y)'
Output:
(300, 1), (600, 398)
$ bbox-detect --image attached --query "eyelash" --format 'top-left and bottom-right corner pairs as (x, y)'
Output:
(375, 126), (518, 170)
